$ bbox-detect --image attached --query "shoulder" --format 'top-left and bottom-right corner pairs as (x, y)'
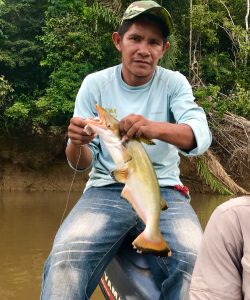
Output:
(217, 196), (250, 213)
(156, 66), (189, 82)
(84, 65), (119, 85)
(210, 196), (250, 229)
(155, 66), (192, 91)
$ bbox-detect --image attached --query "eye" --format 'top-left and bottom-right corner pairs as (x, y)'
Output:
(150, 39), (161, 46)
(129, 35), (141, 42)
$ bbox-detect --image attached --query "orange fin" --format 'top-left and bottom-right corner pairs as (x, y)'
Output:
(120, 185), (131, 201)
(111, 168), (129, 184)
(132, 231), (172, 257)
(161, 197), (168, 210)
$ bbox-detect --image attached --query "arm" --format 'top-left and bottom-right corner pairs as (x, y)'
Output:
(190, 200), (244, 300)
(119, 115), (196, 151)
(119, 73), (211, 154)
(66, 117), (95, 170)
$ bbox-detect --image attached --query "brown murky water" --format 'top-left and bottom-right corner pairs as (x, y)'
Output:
(0, 191), (231, 300)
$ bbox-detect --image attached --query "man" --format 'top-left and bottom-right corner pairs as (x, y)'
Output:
(190, 196), (250, 300)
(41, 1), (212, 299)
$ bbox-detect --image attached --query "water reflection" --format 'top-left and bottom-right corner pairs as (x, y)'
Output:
(190, 193), (231, 229)
(0, 191), (231, 300)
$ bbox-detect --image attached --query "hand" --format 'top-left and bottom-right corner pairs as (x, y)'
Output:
(119, 114), (155, 140)
(67, 117), (96, 146)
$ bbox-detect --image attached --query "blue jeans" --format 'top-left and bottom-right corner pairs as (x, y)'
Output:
(40, 184), (203, 300)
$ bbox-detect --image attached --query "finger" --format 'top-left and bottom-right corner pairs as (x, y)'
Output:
(119, 119), (131, 135)
(126, 125), (138, 138)
(70, 117), (86, 128)
(126, 119), (145, 138)
(69, 130), (95, 145)
(119, 114), (140, 134)
(135, 129), (143, 138)
(139, 124), (155, 140)
(69, 123), (89, 137)
(69, 118), (87, 134)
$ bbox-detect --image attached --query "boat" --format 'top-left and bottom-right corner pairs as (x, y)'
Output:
(99, 235), (163, 300)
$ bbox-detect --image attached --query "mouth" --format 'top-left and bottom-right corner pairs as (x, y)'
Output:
(86, 104), (106, 129)
(133, 59), (151, 65)
(85, 117), (102, 128)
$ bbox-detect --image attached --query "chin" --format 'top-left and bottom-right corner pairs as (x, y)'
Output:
(135, 72), (153, 78)
(132, 67), (153, 77)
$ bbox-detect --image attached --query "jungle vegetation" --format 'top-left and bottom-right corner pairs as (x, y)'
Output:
(0, 0), (249, 194)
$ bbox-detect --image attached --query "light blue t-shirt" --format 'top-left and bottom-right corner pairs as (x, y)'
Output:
(71, 64), (212, 190)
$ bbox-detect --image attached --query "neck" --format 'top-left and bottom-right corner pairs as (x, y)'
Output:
(121, 68), (155, 87)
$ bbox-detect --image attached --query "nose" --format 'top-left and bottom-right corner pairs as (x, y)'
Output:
(137, 42), (150, 57)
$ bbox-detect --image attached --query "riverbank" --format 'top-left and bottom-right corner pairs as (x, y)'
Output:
(1, 136), (249, 194)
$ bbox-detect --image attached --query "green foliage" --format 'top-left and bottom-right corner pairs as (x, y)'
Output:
(0, 0), (249, 134)
(40, 10), (118, 69)
(200, 53), (235, 91)
(196, 157), (233, 195)
(5, 101), (30, 121)
(225, 86), (250, 118)
(186, 0), (249, 97)
(47, 0), (84, 17)
(192, 3), (220, 46)
(34, 61), (92, 127)
(90, 1), (120, 27)
(159, 35), (179, 69)
(194, 85), (220, 113)
(34, 1), (120, 132)
(0, 75), (13, 107)
(0, 1), (48, 94)
(194, 84), (250, 120)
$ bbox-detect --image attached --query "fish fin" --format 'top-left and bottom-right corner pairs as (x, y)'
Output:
(120, 144), (132, 163)
(111, 168), (128, 184)
(160, 197), (168, 210)
(120, 185), (130, 200)
(137, 136), (155, 145)
(122, 136), (155, 146)
(132, 230), (172, 257)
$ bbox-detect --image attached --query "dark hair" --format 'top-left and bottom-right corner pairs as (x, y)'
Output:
(118, 14), (169, 44)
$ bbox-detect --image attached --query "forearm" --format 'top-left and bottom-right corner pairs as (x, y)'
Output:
(153, 122), (197, 150)
(66, 142), (93, 170)
(119, 114), (198, 151)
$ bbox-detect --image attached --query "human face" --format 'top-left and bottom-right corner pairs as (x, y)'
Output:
(113, 19), (169, 86)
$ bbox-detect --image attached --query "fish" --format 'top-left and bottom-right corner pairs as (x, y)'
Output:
(84, 104), (171, 257)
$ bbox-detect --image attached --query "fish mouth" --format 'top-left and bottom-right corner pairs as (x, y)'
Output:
(85, 105), (106, 128)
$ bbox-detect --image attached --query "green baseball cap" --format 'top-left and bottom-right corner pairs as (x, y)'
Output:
(122, 1), (174, 36)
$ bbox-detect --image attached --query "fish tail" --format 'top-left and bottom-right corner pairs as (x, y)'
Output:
(132, 230), (172, 257)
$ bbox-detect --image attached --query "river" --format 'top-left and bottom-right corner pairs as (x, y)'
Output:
(0, 191), (231, 300)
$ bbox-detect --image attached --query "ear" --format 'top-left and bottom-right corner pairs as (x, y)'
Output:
(112, 32), (122, 52)
(159, 41), (170, 59)
(162, 41), (170, 56)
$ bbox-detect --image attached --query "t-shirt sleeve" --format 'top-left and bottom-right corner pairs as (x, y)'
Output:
(169, 73), (212, 156)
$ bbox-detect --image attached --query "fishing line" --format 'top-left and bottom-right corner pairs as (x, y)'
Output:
(59, 145), (82, 226)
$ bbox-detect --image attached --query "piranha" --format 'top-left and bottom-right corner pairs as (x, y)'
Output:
(84, 104), (171, 257)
